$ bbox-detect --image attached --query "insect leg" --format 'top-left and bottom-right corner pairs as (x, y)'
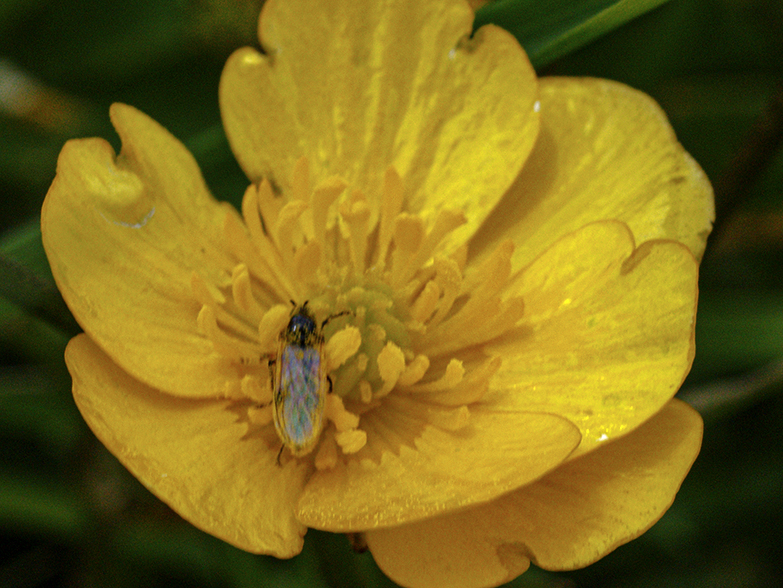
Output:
(321, 310), (351, 330)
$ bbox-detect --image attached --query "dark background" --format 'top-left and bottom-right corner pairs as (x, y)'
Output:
(1, 0), (782, 586)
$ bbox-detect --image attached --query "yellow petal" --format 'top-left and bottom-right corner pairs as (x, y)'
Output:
(295, 407), (580, 531)
(365, 400), (702, 587)
(470, 77), (714, 269)
(219, 0), (539, 249)
(42, 103), (240, 398)
(487, 221), (698, 457)
(66, 334), (309, 557)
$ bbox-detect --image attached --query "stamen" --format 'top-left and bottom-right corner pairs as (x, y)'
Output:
(311, 176), (347, 249)
(233, 189), (293, 300)
(255, 176), (283, 234)
(335, 429), (367, 454)
(257, 304), (290, 351)
(427, 404), (470, 431)
(402, 359), (464, 393)
(314, 432), (339, 470)
(424, 356), (502, 406)
(273, 199), (308, 270)
(390, 214), (425, 286)
(191, 272), (258, 341)
(396, 209), (466, 287)
(325, 394), (360, 432)
(197, 305), (264, 363)
(209, 151), (519, 465)
(424, 240), (525, 356)
(426, 258), (462, 330)
(385, 395), (470, 431)
(426, 298), (525, 358)
(191, 270), (225, 305)
(323, 394), (367, 455)
(410, 280), (440, 323)
(462, 239), (514, 298)
(324, 326), (362, 371)
(231, 264), (265, 322)
(293, 241), (323, 288)
(240, 373), (272, 404)
(375, 167), (404, 269)
(376, 341), (406, 396)
(359, 380), (373, 403)
(339, 190), (371, 274)
(451, 243), (468, 273)
(396, 354), (430, 387)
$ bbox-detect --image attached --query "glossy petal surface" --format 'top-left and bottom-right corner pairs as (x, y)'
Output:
(296, 408), (580, 531)
(365, 400), (702, 588)
(470, 77), (714, 269)
(486, 221), (698, 457)
(42, 104), (239, 398)
(220, 0), (539, 248)
(67, 334), (309, 557)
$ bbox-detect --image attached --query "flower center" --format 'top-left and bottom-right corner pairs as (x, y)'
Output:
(193, 157), (523, 469)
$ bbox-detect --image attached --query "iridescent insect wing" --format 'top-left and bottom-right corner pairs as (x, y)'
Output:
(273, 343), (326, 456)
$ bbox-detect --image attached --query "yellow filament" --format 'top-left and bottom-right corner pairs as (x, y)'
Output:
(375, 167), (405, 269)
(339, 191), (371, 275)
(404, 359), (465, 393)
(325, 394), (360, 432)
(273, 199), (308, 269)
(396, 209), (466, 287)
(240, 374), (272, 404)
(426, 258), (462, 330)
(311, 176), (347, 249)
(424, 356), (502, 406)
(314, 433), (339, 470)
(385, 396), (470, 430)
(232, 194), (293, 301)
(191, 273), (258, 341)
(451, 243), (468, 273)
(396, 354), (430, 387)
(197, 305), (264, 363)
(410, 280), (440, 323)
(255, 176), (283, 234)
(231, 264), (265, 322)
(463, 239), (514, 298)
(426, 297), (525, 358)
(191, 270), (226, 305)
(359, 380), (373, 403)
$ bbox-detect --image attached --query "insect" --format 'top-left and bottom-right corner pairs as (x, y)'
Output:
(269, 302), (347, 460)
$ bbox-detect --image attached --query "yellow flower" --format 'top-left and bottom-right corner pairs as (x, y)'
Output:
(42, 0), (714, 587)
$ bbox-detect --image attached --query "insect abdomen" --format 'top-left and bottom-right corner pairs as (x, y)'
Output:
(273, 343), (326, 456)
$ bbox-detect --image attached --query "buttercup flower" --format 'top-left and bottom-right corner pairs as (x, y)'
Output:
(42, 1), (714, 587)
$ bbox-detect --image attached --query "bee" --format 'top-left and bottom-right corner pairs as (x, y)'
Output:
(269, 302), (346, 460)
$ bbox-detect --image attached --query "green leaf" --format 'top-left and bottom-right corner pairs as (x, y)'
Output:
(0, 474), (90, 541)
(0, 220), (79, 335)
(0, 379), (83, 457)
(474, 0), (675, 69)
(689, 290), (783, 381)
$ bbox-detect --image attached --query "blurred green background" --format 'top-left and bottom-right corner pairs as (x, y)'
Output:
(1, 0), (782, 586)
